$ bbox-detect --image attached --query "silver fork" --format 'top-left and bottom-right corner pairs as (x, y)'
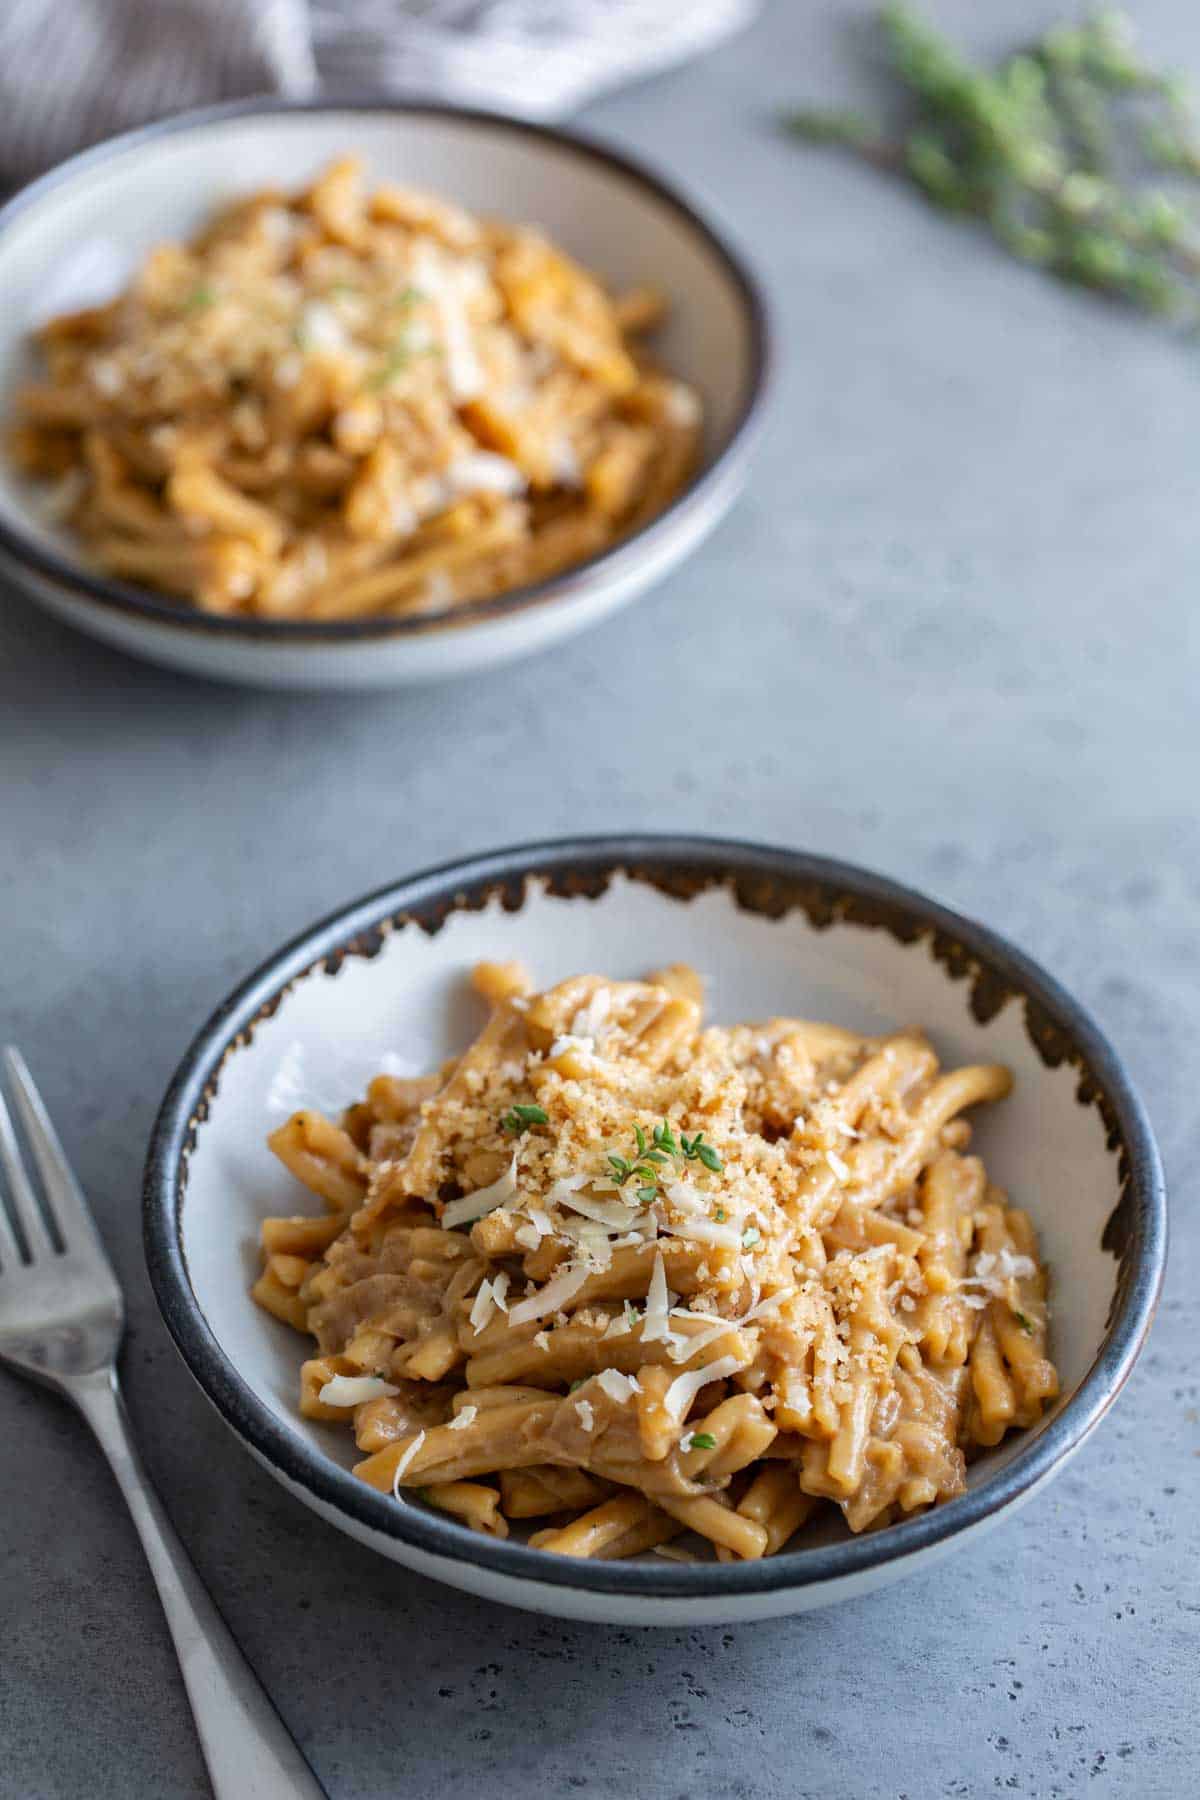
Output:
(0, 1047), (327, 1800)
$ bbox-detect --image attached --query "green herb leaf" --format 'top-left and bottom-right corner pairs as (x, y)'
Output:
(1014, 1309), (1035, 1335)
(714, 1206), (727, 1223)
(608, 1153), (632, 1184)
(695, 1142), (723, 1174)
(783, 4), (1200, 333)
(368, 343), (412, 389)
(501, 1102), (548, 1134)
(686, 1431), (717, 1451)
(184, 283), (216, 312)
(636, 1185), (659, 1205)
(634, 1124), (647, 1155)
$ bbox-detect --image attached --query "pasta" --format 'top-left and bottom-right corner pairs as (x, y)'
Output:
(252, 963), (1059, 1561)
(10, 158), (702, 620)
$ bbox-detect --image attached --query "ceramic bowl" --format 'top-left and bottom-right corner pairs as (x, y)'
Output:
(144, 838), (1165, 1625)
(0, 102), (768, 689)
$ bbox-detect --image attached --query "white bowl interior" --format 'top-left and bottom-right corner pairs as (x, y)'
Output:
(181, 875), (1121, 1521)
(0, 109), (755, 566)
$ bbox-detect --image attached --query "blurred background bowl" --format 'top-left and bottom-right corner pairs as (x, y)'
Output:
(0, 100), (770, 689)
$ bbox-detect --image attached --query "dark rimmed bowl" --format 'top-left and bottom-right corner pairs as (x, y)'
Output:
(144, 836), (1165, 1624)
(0, 101), (769, 689)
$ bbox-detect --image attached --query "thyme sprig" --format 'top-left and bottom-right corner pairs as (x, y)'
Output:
(606, 1119), (724, 1204)
(786, 7), (1200, 326)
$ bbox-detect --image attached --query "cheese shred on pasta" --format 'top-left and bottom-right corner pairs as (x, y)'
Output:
(10, 157), (701, 621)
(253, 961), (1059, 1561)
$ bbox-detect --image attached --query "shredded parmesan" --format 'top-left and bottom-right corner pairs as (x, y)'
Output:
(640, 1250), (672, 1342)
(507, 1261), (591, 1326)
(392, 1430), (426, 1494)
(441, 1154), (519, 1229)
(446, 451), (526, 498)
(666, 1319), (734, 1363)
(575, 1398), (595, 1432)
(317, 1375), (399, 1407)
(595, 1369), (642, 1403)
(448, 1406), (478, 1430)
(570, 990), (611, 1040)
(551, 1183), (640, 1232)
(663, 1354), (745, 1421)
(660, 1215), (742, 1252)
(470, 1277), (504, 1334)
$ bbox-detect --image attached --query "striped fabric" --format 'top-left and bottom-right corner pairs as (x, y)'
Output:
(0, 0), (756, 189)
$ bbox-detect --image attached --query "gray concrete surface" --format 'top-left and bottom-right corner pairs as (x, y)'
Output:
(2, 2), (1198, 1795)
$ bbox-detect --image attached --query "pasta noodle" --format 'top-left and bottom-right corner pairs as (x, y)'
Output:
(9, 158), (701, 621)
(252, 961), (1059, 1561)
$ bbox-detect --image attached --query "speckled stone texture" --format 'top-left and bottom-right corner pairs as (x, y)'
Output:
(1, 2), (1197, 1795)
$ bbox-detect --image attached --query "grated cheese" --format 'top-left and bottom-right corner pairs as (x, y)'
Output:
(392, 1430), (425, 1494)
(550, 1182), (640, 1232)
(595, 1368), (642, 1404)
(570, 990), (611, 1040)
(533, 1330), (551, 1352)
(446, 451), (527, 498)
(640, 1250), (672, 1342)
(317, 1374), (399, 1407)
(663, 1354), (745, 1421)
(507, 1261), (591, 1326)
(298, 301), (350, 354)
(448, 1405), (478, 1430)
(470, 1276), (504, 1334)
(666, 1319), (733, 1363)
(441, 1154), (519, 1229)
(414, 242), (484, 399)
(660, 1215), (742, 1252)
(575, 1398), (595, 1432)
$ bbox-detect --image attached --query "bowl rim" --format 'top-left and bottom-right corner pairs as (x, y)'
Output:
(143, 835), (1167, 1599)
(0, 97), (771, 646)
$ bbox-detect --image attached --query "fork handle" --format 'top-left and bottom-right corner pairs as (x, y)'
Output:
(72, 1370), (327, 1800)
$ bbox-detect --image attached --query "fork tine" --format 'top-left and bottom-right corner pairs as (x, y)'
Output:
(3, 1048), (102, 1258)
(0, 1081), (56, 1260)
(0, 1096), (24, 1270)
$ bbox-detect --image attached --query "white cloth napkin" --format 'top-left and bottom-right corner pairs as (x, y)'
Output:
(0, 0), (756, 188)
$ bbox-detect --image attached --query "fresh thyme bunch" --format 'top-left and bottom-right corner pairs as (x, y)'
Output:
(787, 7), (1200, 323)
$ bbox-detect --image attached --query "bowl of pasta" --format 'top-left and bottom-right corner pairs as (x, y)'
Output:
(144, 837), (1165, 1625)
(0, 103), (768, 688)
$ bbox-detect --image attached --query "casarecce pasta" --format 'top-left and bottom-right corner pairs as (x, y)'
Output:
(10, 158), (701, 621)
(253, 961), (1059, 1561)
